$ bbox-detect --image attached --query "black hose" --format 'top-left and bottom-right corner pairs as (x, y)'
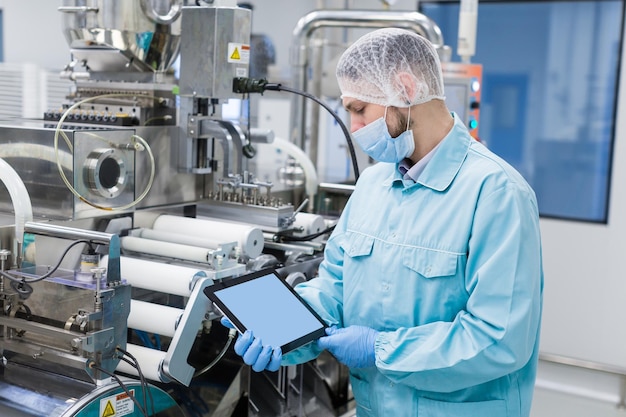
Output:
(233, 77), (360, 181)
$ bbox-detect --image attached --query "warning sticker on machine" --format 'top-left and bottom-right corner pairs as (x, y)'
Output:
(228, 43), (250, 64)
(99, 389), (135, 417)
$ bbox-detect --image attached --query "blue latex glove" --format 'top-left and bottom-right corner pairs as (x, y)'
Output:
(220, 317), (282, 372)
(317, 325), (378, 368)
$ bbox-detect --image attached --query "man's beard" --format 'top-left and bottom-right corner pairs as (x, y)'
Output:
(388, 107), (410, 138)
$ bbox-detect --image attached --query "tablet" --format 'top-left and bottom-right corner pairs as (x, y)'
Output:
(204, 269), (327, 354)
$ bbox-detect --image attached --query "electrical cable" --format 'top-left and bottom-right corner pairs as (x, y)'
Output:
(193, 328), (237, 378)
(53, 93), (159, 211)
(117, 347), (155, 417)
(242, 92), (256, 158)
(232, 77), (360, 181)
(89, 361), (149, 417)
(143, 114), (173, 126)
(118, 356), (150, 415)
(0, 238), (92, 284)
(265, 83), (360, 181)
(275, 225), (336, 243)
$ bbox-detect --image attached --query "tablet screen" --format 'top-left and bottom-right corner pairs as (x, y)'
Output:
(204, 269), (327, 354)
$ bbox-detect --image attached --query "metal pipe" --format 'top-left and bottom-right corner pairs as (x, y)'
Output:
(24, 222), (117, 246)
(539, 352), (626, 377)
(289, 10), (445, 149)
(539, 352), (626, 408)
(199, 119), (247, 177)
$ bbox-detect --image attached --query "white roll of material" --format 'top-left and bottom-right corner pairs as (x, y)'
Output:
(136, 228), (225, 251)
(128, 300), (183, 338)
(293, 212), (326, 237)
(152, 215), (264, 258)
(116, 343), (166, 382)
(100, 255), (205, 296)
(121, 235), (214, 264)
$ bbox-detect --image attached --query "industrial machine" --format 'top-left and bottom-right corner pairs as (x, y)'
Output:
(0, 2), (460, 417)
(0, 2), (337, 416)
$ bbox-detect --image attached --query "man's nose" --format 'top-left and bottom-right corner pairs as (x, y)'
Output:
(351, 120), (364, 133)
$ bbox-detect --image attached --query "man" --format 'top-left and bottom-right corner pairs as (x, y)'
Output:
(225, 27), (544, 417)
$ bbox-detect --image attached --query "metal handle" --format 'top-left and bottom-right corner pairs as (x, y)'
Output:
(58, 6), (99, 13)
(140, 0), (182, 25)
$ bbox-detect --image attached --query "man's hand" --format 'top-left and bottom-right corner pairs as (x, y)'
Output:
(220, 317), (282, 372)
(317, 325), (378, 368)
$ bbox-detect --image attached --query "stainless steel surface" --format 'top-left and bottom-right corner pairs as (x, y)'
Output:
(0, 120), (136, 219)
(24, 220), (122, 282)
(0, 221), (129, 385)
(0, 365), (185, 417)
(162, 277), (214, 385)
(24, 220), (117, 245)
(289, 10), (445, 149)
(57, 79), (178, 125)
(0, 121), (202, 218)
(60, 0), (183, 75)
(292, 10), (444, 63)
(197, 199), (295, 231)
(140, 0), (183, 24)
(188, 118), (247, 176)
(0, 271), (131, 381)
(177, 6), (251, 174)
(179, 6), (251, 99)
(133, 125), (202, 209)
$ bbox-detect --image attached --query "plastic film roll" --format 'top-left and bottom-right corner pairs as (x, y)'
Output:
(100, 255), (205, 296)
(128, 300), (183, 338)
(121, 236), (214, 264)
(153, 215), (264, 258)
(116, 343), (166, 382)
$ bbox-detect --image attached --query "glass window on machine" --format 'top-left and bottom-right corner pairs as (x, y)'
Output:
(419, 0), (624, 223)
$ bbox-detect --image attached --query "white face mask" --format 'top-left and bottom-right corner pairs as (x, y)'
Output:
(352, 107), (415, 163)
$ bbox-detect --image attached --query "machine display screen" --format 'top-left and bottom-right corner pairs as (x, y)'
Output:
(204, 269), (327, 354)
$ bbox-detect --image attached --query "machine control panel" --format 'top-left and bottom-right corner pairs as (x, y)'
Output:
(441, 62), (483, 139)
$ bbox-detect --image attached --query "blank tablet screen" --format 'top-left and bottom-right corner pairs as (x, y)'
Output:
(204, 269), (327, 353)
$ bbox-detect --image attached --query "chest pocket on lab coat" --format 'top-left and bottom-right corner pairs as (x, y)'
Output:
(342, 232), (375, 272)
(402, 246), (465, 321)
(344, 232), (375, 258)
(401, 246), (457, 278)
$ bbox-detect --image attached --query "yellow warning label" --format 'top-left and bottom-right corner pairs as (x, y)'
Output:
(102, 400), (115, 417)
(99, 388), (135, 417)
(227, 42), (250, 64)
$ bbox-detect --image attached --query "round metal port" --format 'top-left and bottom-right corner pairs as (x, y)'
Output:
(83, 148), (128, 198)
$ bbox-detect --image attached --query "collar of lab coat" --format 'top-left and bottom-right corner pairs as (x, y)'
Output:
(385, 112), (471, 192)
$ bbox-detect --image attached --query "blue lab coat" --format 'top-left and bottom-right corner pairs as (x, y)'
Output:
(283, 114), (544, 417)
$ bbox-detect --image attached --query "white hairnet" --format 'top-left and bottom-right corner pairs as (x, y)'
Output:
(336, 27), (445, 107)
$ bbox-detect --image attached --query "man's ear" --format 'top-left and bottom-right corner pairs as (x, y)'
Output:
(395, 72), (417, 105)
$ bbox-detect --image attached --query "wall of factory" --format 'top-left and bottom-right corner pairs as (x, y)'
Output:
(0, 0), (68, 69)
